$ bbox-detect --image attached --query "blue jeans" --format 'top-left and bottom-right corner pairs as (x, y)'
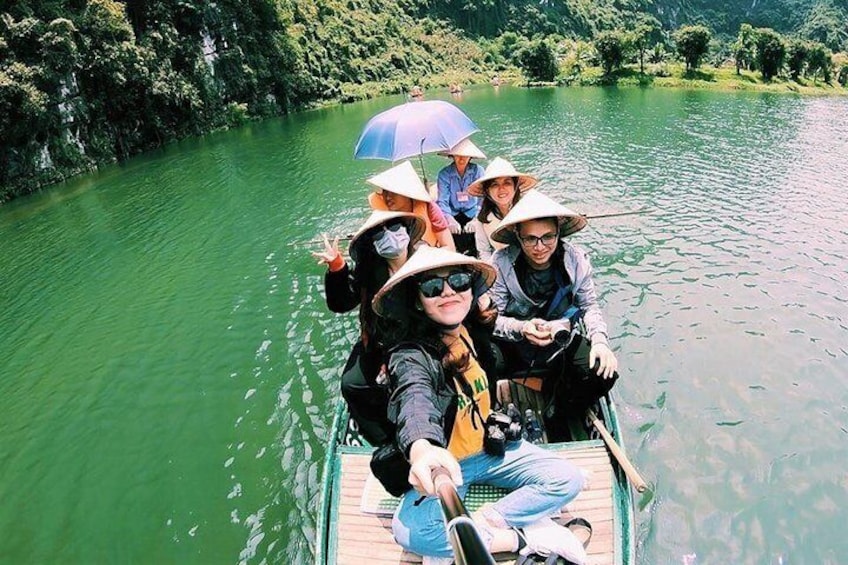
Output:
(391, 440), (584, 558)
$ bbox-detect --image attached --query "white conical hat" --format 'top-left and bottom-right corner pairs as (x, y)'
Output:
(366, 161), (432, 202)
(467, 157), (538, 197)
(348, 210), (426, 262)
(372, 246), (496, 319)
(438, 137), (486, 159)
(490, 189), (588, 244)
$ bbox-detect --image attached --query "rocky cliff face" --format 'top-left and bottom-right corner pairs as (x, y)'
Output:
(651, 0), (820, 34)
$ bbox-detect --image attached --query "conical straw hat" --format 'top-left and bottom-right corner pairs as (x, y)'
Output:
(438, 137), (486, 159)
(348, 210), (426, 262)
(467, 157), (538, 197)
(366, 161), (432, 202)
(490, 189), (587, 244)
(372, 246), (496, 319)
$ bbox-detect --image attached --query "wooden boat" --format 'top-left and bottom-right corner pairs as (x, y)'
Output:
(315, 380), (637, 564)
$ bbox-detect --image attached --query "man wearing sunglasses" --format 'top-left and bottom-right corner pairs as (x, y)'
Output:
(488, 190), (619, 441)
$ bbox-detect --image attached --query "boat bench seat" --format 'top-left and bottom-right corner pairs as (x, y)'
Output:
(333, 439), (619, 564)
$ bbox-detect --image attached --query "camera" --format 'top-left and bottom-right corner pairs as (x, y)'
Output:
(548, 319), (573, 346)
(483, 410), (523, 457)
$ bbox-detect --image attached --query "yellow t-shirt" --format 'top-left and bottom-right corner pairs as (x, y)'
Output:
(446, 327), (492, 460)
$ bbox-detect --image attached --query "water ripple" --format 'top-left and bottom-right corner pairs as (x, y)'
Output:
(1, 88), (847, 564)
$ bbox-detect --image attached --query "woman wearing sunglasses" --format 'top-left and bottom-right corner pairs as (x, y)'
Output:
(372, 246), (588, 564)
(488, 190), (618, 442)
(466, 157), (538, 263)
(312, 210), (426, 446)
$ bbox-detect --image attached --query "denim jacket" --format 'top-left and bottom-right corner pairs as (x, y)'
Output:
(490, 241), (609, 346)
(436, 162), (484, 217)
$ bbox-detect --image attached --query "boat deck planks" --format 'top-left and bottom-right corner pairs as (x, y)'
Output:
(333, 444), (616, 564)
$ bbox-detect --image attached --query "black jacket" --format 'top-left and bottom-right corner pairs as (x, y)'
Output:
(387, 343), (457, 458)
(324, 262), (393, 353)
(387, 331), (497, 458)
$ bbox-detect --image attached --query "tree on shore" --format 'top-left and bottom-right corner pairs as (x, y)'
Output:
(754, 28), (787, 80)
(0, 63), (48, 166)
(594, 30), (627, 75)
(806, 42), (833, 83)
(838, 55), (848, 86)
(786, 39), (809, 80)
(632, 15), (661, 74)
(650, 42), (667, 63)
(733, 23), (756, 74)
(673, 25), (711, 73)
(519, 39), (557, 82)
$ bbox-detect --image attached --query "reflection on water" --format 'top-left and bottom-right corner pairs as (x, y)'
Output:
(0, 88), (846, 564)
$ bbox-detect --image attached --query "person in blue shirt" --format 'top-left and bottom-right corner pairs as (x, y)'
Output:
(436, 138), (486, 255)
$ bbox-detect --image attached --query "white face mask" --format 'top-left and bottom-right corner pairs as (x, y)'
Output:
(372, 224), (410, 259)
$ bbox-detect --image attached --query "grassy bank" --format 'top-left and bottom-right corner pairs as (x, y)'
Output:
(559, 63), (848, 95)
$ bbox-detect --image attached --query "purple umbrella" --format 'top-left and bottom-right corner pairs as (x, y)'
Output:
(354, 100), (478, 162)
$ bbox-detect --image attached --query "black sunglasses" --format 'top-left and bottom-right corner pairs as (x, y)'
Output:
(371, 221), (404, 241)
(417, 271), (474, 298)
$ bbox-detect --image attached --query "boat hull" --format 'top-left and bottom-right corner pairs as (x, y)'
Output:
(316, 395), (636, 564)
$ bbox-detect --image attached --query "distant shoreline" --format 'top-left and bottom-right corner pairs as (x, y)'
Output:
(568, 63), (848, 96)
(314, 64), (846, 110)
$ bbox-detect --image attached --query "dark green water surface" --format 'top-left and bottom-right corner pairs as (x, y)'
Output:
(1, 87), (846, 564)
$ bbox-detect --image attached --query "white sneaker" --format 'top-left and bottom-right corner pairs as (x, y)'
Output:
(517, 517), (588, 565)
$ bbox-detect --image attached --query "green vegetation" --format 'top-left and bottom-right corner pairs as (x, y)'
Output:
(674, 26), (712, 73)
(2, 0), (847, 201)
(519, 40), (558, 83)
(733, 24), (757, 75)
(0, 0), (489, 200)
(756, 28), (788, 80)
(595, 30), (627, 75)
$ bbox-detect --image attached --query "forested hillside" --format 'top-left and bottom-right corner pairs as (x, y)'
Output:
(1, 0), (846, 200)
(0, 0), (487, 198)
(406, 0), (847, 45)
(653, 0), (847, 42)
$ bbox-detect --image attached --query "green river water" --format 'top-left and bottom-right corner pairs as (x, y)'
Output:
(1, 86), (846, 564)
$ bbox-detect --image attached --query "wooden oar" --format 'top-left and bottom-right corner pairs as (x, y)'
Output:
(432, 467), (496, 565)
(287, 208), (648, 248)
(582, 208), (648, 220)
(586, 408), (649, 493)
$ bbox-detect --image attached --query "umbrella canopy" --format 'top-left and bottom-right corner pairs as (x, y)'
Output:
(354, 100), (478, 162)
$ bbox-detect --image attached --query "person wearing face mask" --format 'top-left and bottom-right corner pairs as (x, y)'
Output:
(435, 138), (486, 255)
(367, 161), (456, 251)
(489, 190), (619, 442)
(466, 157), (538, 263)
(312, 210), (426, 445)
